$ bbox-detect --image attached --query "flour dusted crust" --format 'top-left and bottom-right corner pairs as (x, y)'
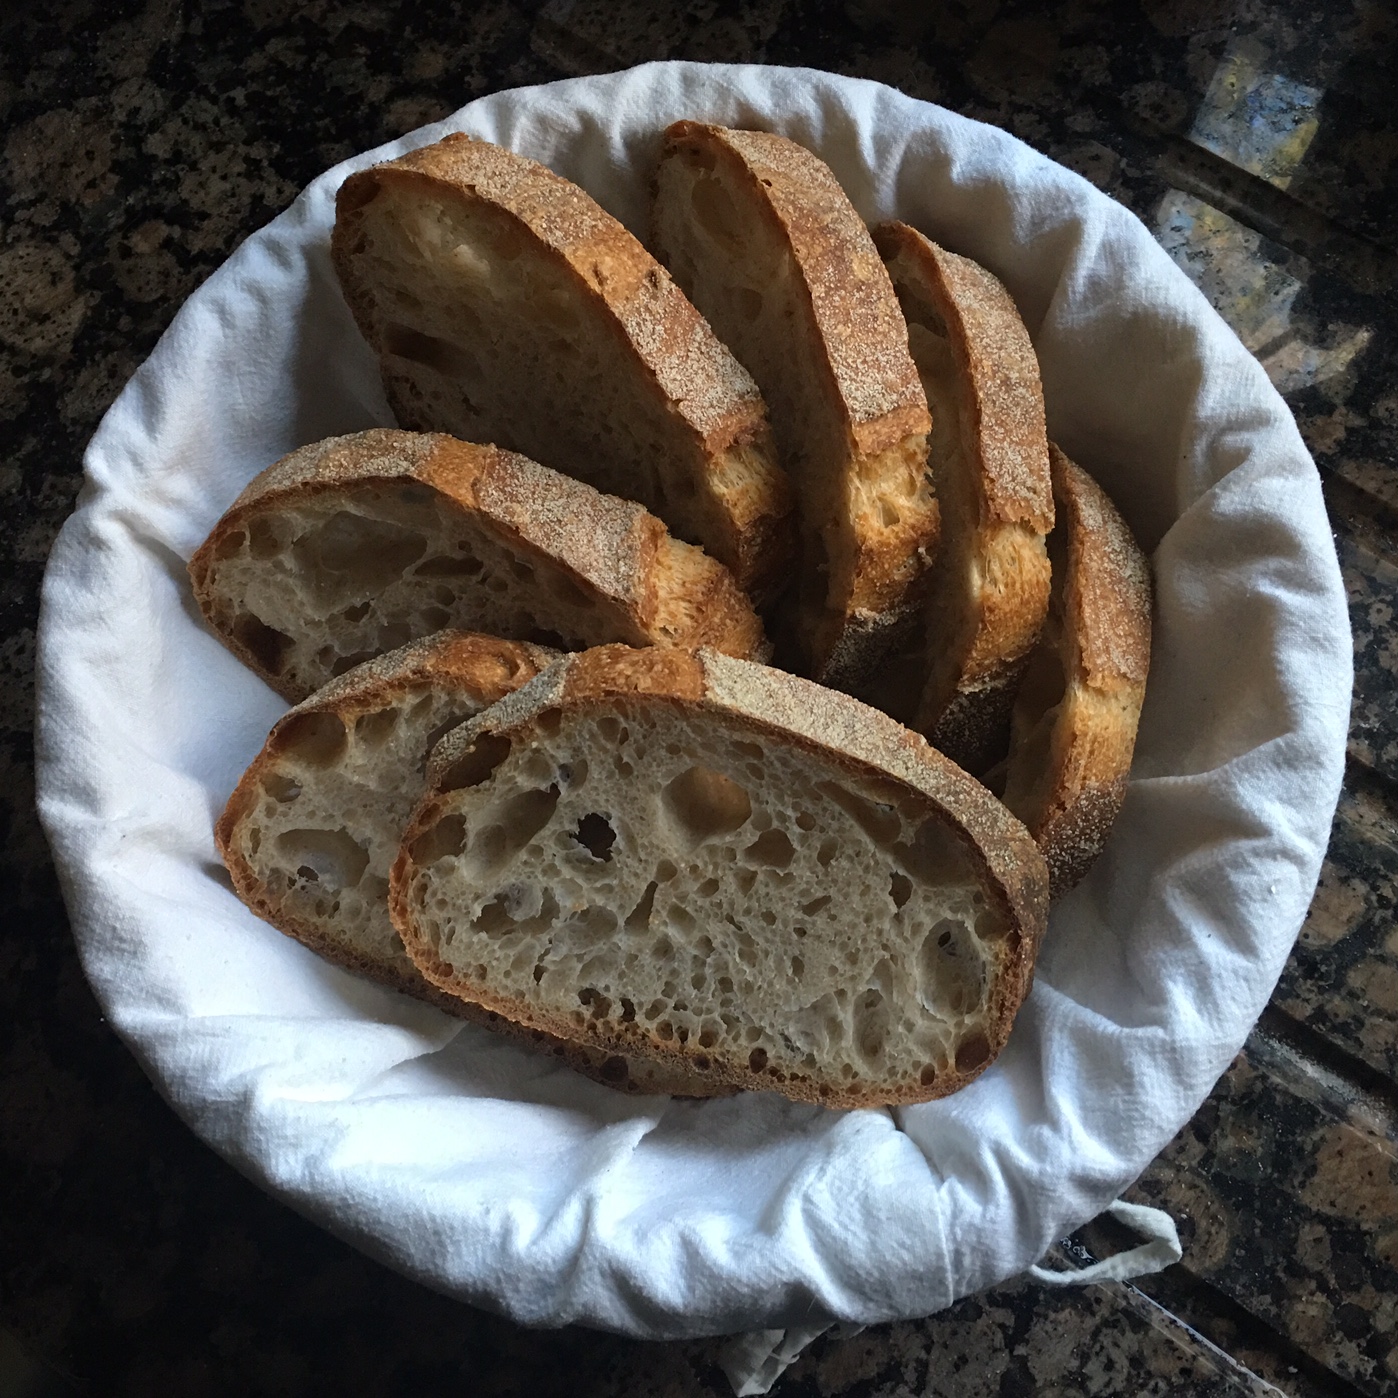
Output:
(1000, 448), (1152, 899)
(332, 134), (795, 600)
(390, 645), (1048, 1109)
(873, 222), (1053, 773)
(216, 629), (726, 1099)
(653, 123), (936, 690)
(188, 429), (766, 704)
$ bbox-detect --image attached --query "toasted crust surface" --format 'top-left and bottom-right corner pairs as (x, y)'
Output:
(653, 124), (936, 689)
(391, 645), (1048, 1109)
(188, 429), (766, 703)
(1000, 447), (1152, 899)
(872, 223), (1053, 773)
(216, 630), (726, 1099)
(332, 134), (795, 599)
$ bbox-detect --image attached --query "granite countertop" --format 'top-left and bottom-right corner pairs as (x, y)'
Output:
(4, 1), (1397, 1394)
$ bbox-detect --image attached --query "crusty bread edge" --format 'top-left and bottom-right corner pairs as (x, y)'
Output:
(656, 125), (937, 688)
(1007, 447), (1152, 899)
(188, 429), (768, 701)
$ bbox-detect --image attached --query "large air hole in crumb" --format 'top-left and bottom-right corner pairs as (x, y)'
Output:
(917, 919), (985, 1017)
(853, 988), (890, 1065)
(410, 814), (467, 864)
(743, 828), (794, 869)
(279, 710), (347, 767)
(262, 772), (301, 803)
(889, 871), (912, 908)
(274, 827), (369, 891)
(800, 895), (831, 916)
(570, 813), (616, 862)
(625, 881), (657, 931)
(955, 1033), (991, 1073)
(234, 613), (294, 676)
(662, 765), (752, 846)
(438, 732), (511, 790)
(291, 511), (427, 594)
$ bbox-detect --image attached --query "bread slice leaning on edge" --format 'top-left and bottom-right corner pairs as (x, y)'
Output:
(216, 630), (728, 1098)
(997, 447), (1152, 900)
(390, 645), (1049, 1109)
(873, 222), (1054, 773)
(188, 428), (766, 704)
(652, 123), (936, 689)
(331, 134), (795, 601)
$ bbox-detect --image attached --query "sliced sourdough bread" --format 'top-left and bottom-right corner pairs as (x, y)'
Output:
(331, 134), (795, 600)
(216, 630), (725, 1098)
(873, 222), (1054, 773)
(390, 645), (1049, 1108)
(997, 447), (1152, 900)
(652, 123), (937, 689)
(188, 429), (766, 704)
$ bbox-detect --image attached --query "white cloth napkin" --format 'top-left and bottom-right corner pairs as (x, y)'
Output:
(35, 62), (1350, 1341)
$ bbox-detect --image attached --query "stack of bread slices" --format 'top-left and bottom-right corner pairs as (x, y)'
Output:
(193, 124), (1151, 1108)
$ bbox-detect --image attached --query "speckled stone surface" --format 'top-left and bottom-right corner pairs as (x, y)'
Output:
(4, 1), (1397, 1394)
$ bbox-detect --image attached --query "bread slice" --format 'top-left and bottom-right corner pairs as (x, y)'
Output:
(997, 447), (1152, 900)
(188, 429), (766, 704)
(331, 134), (795, 601)
(652, 122), (936, 689)
(216, 629), (727, 1098)
(872, 223), (1054, 774)
(389, 645), (1049, 1108)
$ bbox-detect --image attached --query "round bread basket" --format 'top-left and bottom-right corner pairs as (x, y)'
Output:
(36, 63), (1350, 1338)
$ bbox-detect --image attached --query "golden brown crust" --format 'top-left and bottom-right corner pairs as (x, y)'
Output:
(392, 644), (1049, 1109)
(673, 126), (928, 449)
(875, 224), (1053, 532)
(656, 124), (936, 690)
(872, 223), (1053, 772)
(1000, 447), (1152, 899)
(332, 135), (795, 599)
(187, 429), (766, 702)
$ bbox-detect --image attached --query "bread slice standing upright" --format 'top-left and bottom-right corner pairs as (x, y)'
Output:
(390, 645), (1049, 1109)
(653, 123), (936, 689)
(873, 222), (1054, 773)
(217, 630), (725, 1097)
(332, 134), (794, 601)
(998, 447), (1152, 899)
(188, 429), (766, 703)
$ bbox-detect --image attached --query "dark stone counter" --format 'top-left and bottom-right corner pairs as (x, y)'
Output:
(4, 1), (1395, 1394)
